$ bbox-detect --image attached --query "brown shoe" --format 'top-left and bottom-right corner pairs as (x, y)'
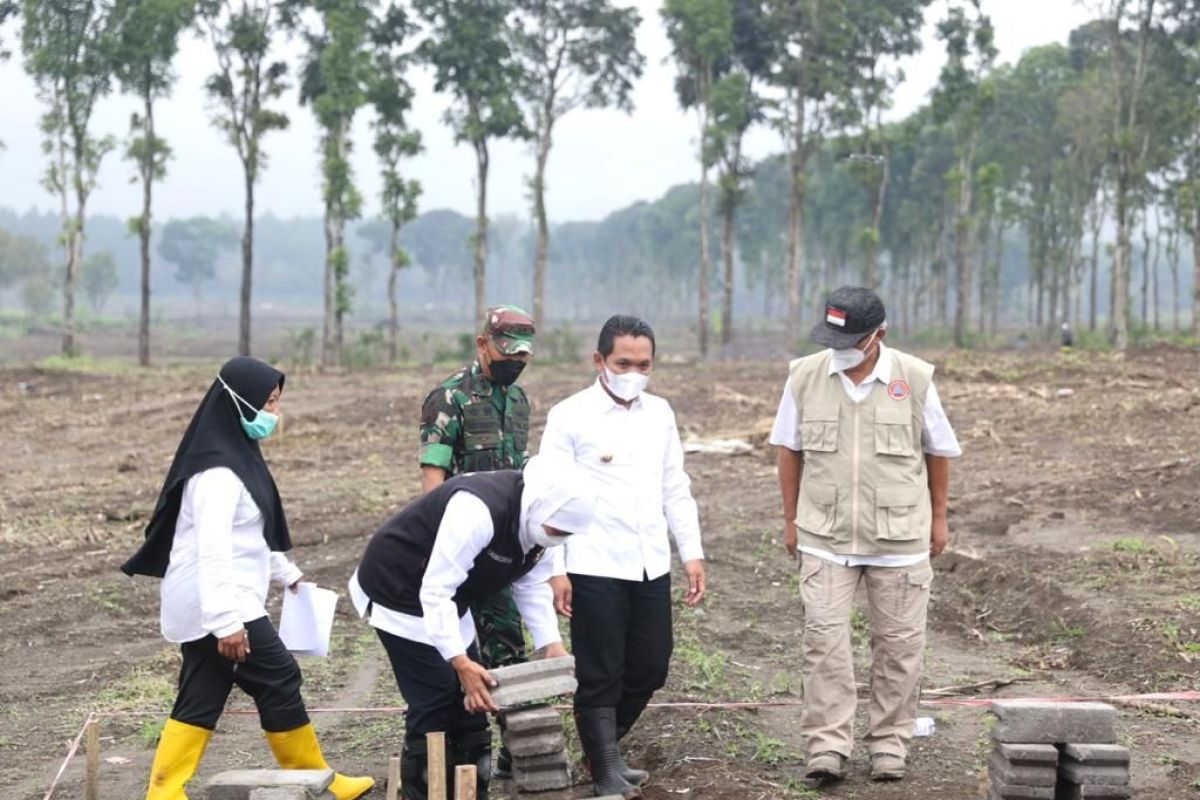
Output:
(804, 751), (846, 784)
(870, 752), (906, 781)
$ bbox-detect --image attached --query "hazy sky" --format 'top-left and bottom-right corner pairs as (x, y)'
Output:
(0, 1), (1093, 224)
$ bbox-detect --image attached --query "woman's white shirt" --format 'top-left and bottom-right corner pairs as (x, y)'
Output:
(160, 467), (302, 643)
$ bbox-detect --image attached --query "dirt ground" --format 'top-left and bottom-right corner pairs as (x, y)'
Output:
(2, 344), (1199, 800)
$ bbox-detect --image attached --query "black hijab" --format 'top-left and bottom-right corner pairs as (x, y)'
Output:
(121, 356), (292, 578)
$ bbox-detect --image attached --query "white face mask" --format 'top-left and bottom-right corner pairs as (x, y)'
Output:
(830, 329), (881, 373)
(603, 367), (649, 400)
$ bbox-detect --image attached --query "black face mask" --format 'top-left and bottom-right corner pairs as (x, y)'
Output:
(489, 358), (526, 386)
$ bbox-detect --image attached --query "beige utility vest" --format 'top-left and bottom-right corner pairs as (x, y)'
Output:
(789, 348), (934, 556)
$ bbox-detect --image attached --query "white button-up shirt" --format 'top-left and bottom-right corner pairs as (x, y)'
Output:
(160, 467), (303, 643)
(769, 344), (961, 568)
(540, 379), (704, 581)
(348, 492), (562, 661)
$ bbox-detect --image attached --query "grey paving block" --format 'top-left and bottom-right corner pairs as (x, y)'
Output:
(1060, 743), (1131, 766)
(1055, 779), (1133, 799)
(503, 704), (562, 734)
(990, 701), (1117, 744)
(489, 656), (577, 708)
(511, 750), (570, 769)
(248, 789), (310, 800)
(989, 773), (1055, 799)
(995, 743), (1059, 766)
(204, 769), (334, 800)
(512, 760), (572, 792)
(988, 751), (1057, 787)
(506, 730), (566, 758)
(1059, 762), (1131, 787)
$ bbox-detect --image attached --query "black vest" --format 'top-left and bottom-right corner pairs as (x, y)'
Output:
(356, 470), (544, 617)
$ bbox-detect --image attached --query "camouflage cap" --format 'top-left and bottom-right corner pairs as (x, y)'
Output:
(483, 305), (536, 355)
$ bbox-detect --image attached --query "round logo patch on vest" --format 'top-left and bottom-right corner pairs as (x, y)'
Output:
(887, 379), (910, 401)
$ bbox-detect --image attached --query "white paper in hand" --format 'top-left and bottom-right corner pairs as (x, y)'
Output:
(279, 582), (338, 657)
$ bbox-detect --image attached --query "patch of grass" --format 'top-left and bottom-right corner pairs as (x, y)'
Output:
(85, 583), (127, 615)
(751, 732), (789, 765)
(1178, 595), (1200, 612)
(1052, 618), (1086, 643)
(95, 668), (176, 712)
(850, 608), (871, 649)
(138, 718), (165, 748)
(782, 777), (824, 798)
(679, 640), (728, 691)
(1111, 537), (1152, 554)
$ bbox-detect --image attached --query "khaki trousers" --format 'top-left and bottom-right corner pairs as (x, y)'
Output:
(798, 554), (933, 759)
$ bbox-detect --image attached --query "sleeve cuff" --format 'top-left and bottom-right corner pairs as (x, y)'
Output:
(276, 562), (303, 587)
(677, 544), (705, 563)
(420, 443), (455, 469)
(213, 620), (245, 639)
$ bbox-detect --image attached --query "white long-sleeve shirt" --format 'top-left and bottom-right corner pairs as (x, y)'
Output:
(540, 379), (704, 582)
(348, 492), (562, 661)
(160, 467), (303, 643)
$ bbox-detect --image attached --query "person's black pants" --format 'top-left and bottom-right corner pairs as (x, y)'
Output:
(376, 628), (490, 749)
(170, 616), (309, 732)
(569, 571), (673, 732)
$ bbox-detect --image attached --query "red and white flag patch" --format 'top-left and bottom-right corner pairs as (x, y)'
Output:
(826, 307), (847, 327)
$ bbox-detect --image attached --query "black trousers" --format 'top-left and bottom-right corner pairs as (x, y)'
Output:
(170, 616), (309, 732)
(569, 572), (673, 731)
(376, 629), (490, 750)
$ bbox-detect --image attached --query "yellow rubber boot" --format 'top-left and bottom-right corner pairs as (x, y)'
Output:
(265, 723), (375, 800)
(145, 719), (212, 800)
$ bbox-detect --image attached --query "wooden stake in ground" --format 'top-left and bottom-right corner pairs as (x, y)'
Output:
(386, 755), (400, 800)
(427, 731), (447, 800)
(84, 718), (99, 800)
(454, 765), (477, 800)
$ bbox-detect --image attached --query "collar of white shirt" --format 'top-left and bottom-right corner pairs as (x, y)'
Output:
(586, 377), (645, 412)
(828, 342), (893, 385)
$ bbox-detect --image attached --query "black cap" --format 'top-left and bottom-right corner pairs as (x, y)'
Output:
(809, 286), (887, 348)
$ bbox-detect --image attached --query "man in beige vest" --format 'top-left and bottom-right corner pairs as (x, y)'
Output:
(771, 286), (961, 785)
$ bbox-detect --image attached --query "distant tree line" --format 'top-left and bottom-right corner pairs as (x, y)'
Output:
(2, 0), (1199, 362)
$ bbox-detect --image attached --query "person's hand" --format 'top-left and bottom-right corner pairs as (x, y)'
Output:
(784, 521), (798, 559)
(451, 655), (499, 713)
(931, 516), (949, 558)
(288, 580), (302, 594)
(550, 575), (572, 618)
(217, 628), (250, 663)
(542, 641), (569, 660)
(682, 559), (706, 607)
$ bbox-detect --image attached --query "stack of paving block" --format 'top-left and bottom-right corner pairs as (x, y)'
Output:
(501, 704), (572, 792)
(987, 701), (1131, 800)
(489, 656), (578, 794)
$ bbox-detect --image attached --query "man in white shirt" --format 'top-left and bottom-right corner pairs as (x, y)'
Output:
(349, 456), (593, 800)
(772, 286), (961, 786)
(540, 314), (705, 799)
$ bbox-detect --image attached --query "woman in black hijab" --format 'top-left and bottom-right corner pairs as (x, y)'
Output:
(123, 356), (373, 800)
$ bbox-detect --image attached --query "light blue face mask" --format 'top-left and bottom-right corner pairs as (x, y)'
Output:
(218, 375), (279, 440)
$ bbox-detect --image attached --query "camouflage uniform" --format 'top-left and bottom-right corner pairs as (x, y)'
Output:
(419, 309), (534, 670)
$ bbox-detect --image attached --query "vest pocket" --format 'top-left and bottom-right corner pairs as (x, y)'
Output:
(463, 402), (502, 451)
(801, 403), (840, 452)
(874, 405), (915, 457)
(874, 484), (924, 541)
(797, 483), (837, 537)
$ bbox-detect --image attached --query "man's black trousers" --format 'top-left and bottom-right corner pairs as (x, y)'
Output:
(569, 571), (673, 732)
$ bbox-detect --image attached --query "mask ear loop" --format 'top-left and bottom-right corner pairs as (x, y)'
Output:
(217, 375), (256, 420)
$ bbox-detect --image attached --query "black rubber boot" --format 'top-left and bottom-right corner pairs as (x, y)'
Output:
(577, 707), (641, 799)
(615, 723), (650, 787)
(400, 741), (428, 800)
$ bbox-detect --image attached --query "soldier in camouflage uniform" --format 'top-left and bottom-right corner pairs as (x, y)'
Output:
(419, 306), (536, 777)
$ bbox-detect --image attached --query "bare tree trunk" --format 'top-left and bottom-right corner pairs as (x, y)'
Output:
(240, 167), (254, 357)
(1151, 206), (1162, 331)
(786, 90), (806, 348)
(953, 138), (976, 347)
(1193, 203), (1200, 337)
(696, 93), (711, 357)
(532, 133), (550, 328)
(865, 152), (889, 290)
(1166, 222), (1180, 331)
(138, 90), (154, 367)
(64, 133), (89, 358)
(1089, 196), (1102, 332)
(1140, 214), (1150, 327)
(721, 203), (734, 346)
(1113, 180), (1131, 349)
(472, 127), (490, 324)
(992, 224), (1004, 336)
(388, 221), (400, 363)
(322, 196), (336, 366)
